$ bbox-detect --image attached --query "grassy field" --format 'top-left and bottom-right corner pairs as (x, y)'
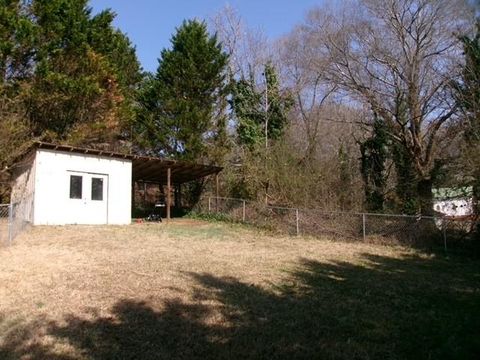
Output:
(0, 220), (479, 359)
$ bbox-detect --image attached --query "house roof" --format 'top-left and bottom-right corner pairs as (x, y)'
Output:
(17, 142), (222, 185)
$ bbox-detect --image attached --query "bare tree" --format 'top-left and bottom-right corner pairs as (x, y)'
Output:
(278, 26), (340, 163)
(210, 5), (271, 81)
(302, 0), (475, 213)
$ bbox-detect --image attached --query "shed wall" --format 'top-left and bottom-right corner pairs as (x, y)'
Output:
(33, 149), (132, 225)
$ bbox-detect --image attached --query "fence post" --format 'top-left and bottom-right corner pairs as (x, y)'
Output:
(242, 200), (246, 222)
(362, 213), (366, 241)
(8, 203), (13, 246)
(296, 209), (300, 236)
(208, 197), (211, 213)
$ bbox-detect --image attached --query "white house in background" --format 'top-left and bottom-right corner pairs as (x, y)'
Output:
(432, 187), (474, 218)
(10, 142), (221, 226)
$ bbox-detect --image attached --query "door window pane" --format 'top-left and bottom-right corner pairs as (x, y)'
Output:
(70, 175), (82, 199)
(91, 178), (104, 201)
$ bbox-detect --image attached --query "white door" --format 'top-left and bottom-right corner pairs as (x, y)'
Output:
(67, 171), (108, 224)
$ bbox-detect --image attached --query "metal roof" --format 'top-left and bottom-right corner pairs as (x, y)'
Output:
(28, 142), (222, 185)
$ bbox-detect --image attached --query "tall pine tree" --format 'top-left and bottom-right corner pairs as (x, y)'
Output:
(29, 0), (141, 147)
(137, 20), (229, 163)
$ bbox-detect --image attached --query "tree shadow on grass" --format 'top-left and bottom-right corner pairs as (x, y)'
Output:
(188, 254), (480, 359)
(0, 299), (221, 360)
(1, 254), (479, 359)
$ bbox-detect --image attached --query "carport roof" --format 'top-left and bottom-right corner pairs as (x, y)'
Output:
(28, 142), (222, 184)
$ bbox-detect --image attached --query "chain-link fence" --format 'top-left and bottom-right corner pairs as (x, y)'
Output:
(10, 200), (32, 242)
(0, 200), (32, 246)
(0, 204), (12, 246)
(195, 197), (479, 251)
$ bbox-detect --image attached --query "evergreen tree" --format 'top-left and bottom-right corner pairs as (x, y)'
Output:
(456, 21), (480, 232)
(231, 62), (293, 148)
(137, 20), (229, 162)
(229, 63), (292, 203)
(28, 0), (141, 146)
(1, 0), (141, 199)
(264, 63), (293, 143)
(391, 140), (419, 214)
(0, 0), (36, 85)
(230, 74), (263, 148)
(458, 22), (480, 143)
(390, 94), (424, 215)
(360, 117), (389, 212)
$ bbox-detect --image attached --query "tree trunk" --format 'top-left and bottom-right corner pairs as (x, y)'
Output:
(417, 178), (434, 216)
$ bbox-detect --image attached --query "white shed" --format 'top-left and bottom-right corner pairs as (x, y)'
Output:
(9, 142), (221, 226)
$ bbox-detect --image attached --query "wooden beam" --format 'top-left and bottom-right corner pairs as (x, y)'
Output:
(166, 167), (171, 221)
(171, 165), (219, 184)
(133, 160), (161, 180)
(170, 165), (193, 177)
(139, 166), (167, 184)
(131, 157), (222, 184)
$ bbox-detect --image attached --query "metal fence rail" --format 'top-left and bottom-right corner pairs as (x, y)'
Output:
(196, 197), (479, 251)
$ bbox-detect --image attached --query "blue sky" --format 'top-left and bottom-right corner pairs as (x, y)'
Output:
(90, 0), (323, 72)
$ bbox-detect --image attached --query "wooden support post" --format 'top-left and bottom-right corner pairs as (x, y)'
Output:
(131, 181), (135, 218)
(143, 181), (147, 203)
(166, 167), (171, 221)
(215, 172), (219, 212)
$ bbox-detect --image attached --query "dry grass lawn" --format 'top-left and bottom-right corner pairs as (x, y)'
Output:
(0, 219), (479, 359)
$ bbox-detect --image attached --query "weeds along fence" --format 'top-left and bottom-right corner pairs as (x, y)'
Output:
(195, 197), (479, 251)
